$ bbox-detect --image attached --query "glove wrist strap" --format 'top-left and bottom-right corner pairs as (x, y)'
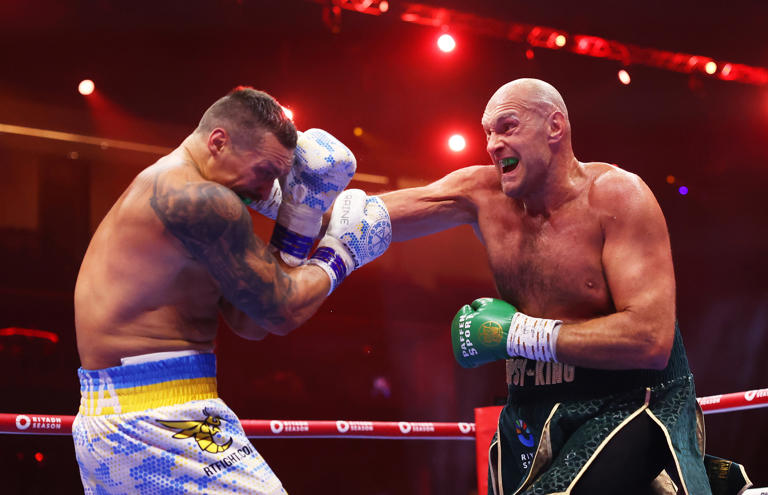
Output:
(308, 246), (349, 295)
(270, 201), (322, 264)
(507, 313), (562, 362)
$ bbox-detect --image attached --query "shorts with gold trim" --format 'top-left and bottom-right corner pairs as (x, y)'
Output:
(73, 353), (287, 495)
(490, 326), (714, 495)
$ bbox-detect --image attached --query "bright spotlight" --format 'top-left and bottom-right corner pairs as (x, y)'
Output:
(618, 69), (631, 85)
(448, 134), (466, 152)
(437, 34), (456, 53)
(554, 34), (567, 47)
(78, 79), (95, 96)
(705, 61), (717, 75)
(281, 106), (294, 121)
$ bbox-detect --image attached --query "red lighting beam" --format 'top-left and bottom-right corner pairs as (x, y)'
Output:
(0, 327), (59, 344)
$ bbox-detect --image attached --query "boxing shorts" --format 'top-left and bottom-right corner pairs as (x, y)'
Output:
(73, 351), (287, 494)
(490, 325), (718, 495)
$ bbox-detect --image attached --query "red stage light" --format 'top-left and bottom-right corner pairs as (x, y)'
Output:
(379, 1), (389, 13)
(437, 34), (456, 53)
(35, 452), (44, 462)
(618, 69), (631, 85)
(705, 61), (717, 75)
(281, 106), (294, 121)
(554, 34), (566, 48)
(0, 327), (59, 343)
(78, 79), (95, 96)
(525, 49), (534, 60)
(448, 134), (466, 152)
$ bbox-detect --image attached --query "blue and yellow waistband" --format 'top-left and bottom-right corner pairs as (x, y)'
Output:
(78, 353), (218, 416)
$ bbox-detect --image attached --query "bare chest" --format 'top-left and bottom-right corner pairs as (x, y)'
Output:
(476, 204), (613, 319)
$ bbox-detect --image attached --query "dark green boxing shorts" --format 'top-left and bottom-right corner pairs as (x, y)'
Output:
(488, 325), (750, 495)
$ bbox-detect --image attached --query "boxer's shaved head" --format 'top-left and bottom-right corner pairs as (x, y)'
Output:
(484, 78), (568, 121)
(196, 87), (297, 151)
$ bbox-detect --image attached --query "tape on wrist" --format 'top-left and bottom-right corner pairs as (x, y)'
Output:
(507, 312), (562, 362)
(308, 246), (349, 295)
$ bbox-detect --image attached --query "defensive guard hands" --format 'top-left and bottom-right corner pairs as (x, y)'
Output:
(268, 128), (357, 266)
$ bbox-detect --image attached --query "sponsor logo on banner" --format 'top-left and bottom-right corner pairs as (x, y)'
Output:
(340, 421), (374, 433)
(336, 421), (349, 433)
(398, 422), (435, 435)
(15, 415), (62, 431)
(268, 420), (309, 434)
(16, 415), (31, 430)
(698, 395), (722, 406)
(744, 389), (768, 401)
(458, 422), (474, 434)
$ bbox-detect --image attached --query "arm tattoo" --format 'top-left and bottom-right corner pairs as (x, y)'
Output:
(150, 174), (293, 326)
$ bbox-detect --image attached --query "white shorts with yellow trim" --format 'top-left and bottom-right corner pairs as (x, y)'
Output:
(73, 352), (287, 495)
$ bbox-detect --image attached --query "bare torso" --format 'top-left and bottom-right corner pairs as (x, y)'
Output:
(75, 153), (225, 369)
(468, 163), (618, 322)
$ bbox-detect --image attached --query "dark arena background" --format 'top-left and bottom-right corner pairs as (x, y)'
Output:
(1, 1), (767, 493)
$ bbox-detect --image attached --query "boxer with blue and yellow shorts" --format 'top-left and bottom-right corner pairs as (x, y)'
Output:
(73, 351), (287, 495)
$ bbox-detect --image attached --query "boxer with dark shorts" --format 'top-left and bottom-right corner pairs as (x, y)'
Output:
(379, 79), (750, 494)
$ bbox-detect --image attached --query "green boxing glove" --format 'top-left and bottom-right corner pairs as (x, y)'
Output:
(451, 297), (563, 368)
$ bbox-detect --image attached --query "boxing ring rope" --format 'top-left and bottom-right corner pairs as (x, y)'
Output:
(2, 388), (766, 438)
(3, 388), (766, 494)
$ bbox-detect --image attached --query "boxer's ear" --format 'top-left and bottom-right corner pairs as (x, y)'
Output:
(208, 128), (228, 156)
(546, 111), (566, 144)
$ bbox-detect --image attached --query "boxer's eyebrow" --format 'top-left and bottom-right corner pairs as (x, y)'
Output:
(483, 111), (519, 133)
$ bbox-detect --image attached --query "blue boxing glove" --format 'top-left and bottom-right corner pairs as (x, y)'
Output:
(269, 128), (357, 266)
(308, 189), (392, 294)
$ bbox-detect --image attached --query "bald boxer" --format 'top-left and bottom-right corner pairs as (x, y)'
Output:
(379, 79), (729, 494)
(73, 87), (390, 494)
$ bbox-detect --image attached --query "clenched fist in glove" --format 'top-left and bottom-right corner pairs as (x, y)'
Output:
(452, 298), (562, 368)
(267, 128), (357, 266)
(309, 189), (392, 294)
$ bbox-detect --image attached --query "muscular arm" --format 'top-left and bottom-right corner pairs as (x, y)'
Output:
(556, 172), (676, 370)
(151, 176), (330, 339)
(378, 166), (480, 241)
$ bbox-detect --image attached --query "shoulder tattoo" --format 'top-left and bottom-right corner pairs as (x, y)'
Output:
(150, 174), (293, 325)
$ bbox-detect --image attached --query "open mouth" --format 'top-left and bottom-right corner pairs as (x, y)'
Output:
(500, 157), (519, 174)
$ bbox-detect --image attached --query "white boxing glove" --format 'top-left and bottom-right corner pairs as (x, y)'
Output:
(270, 128), (357, 266)
(308, 189), (392, 294)
(242, 178), (282, 220)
